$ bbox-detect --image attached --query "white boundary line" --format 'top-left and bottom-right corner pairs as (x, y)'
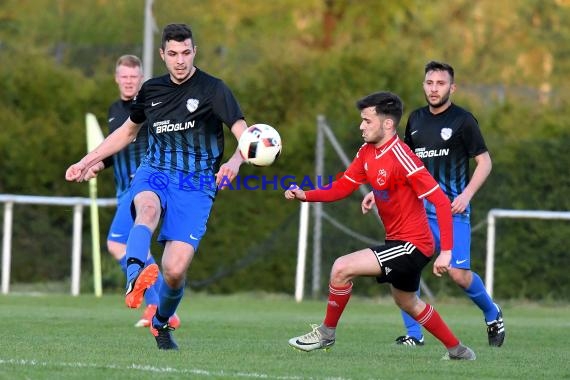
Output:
(0, 358), (341, 379)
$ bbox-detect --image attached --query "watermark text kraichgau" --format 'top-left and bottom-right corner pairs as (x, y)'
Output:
(146, 172), (340, 191)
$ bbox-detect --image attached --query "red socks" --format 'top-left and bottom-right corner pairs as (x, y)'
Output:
(415, 303), (460, 348)
(323, 285), (460, 349)
(323, 282), (353, 328)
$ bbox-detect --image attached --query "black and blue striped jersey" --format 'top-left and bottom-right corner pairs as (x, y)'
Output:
(130, 68), (244, 181)
(107, 99), (149, 197)
(404, 103), (488, 218)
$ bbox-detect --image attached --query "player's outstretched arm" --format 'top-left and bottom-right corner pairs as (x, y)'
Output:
(84, 161), (105, 181)
(284, 185), (307, 201)
(65, 118), (141, 183)
(65, 161), (105, 182)
(65, 162), (88, 182)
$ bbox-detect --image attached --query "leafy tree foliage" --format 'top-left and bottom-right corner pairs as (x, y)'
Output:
(1, 0), (569, 299)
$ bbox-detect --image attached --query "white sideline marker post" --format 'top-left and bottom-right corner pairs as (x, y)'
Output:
(294, 201), (310, 302)
(86, 113), (104, 297)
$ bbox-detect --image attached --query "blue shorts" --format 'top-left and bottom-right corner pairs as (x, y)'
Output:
(129, 165), (214, 251)
(107, 191), (134, 244)
(428, 217), (471, 269)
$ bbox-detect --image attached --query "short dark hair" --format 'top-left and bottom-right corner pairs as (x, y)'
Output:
(425, 60), (454, 82)
(161, 23), (193, 49)
(356, 91), (403, 126)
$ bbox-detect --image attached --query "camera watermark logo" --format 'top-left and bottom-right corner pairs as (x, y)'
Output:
(148, 172), (170, 190)
(147, 172), (340, 191)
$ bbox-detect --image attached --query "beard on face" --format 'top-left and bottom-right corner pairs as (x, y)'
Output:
(425, 90), (451, 108)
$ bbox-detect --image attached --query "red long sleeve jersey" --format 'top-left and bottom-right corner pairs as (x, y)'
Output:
(305, 135), (452, 257)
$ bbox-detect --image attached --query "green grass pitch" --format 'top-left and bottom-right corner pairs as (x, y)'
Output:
(0, 293), (568, 379)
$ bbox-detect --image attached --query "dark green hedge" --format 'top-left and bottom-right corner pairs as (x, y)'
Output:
(1, 0), (569, 300)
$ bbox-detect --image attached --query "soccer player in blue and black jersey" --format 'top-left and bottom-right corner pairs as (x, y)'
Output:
(91, 55), (179, 329)
(66, 24), (249, 350)
(363, 61), (505, 348)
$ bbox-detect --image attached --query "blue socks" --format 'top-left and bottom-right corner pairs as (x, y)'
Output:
(465, 272), (497, 322)
(401, 273), (498, 338)
(153, 281), (184, 325)
(118, 246), (161, 305)
(124, 224), (185, 325)
(125, 224), (152, 283)
(401, 289), (423, 340)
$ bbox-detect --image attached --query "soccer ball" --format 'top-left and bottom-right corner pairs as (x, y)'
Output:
(238, 124), (282, 166)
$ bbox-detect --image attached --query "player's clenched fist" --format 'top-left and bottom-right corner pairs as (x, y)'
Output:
(432, 250), (452, 277)
(65, 162), (87, 182)
(284, 184), (306, 201)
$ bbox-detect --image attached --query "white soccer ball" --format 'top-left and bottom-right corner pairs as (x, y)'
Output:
(238, 124), (282, 166)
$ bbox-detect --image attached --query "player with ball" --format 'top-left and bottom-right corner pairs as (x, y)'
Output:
(66, 23), (277, 351)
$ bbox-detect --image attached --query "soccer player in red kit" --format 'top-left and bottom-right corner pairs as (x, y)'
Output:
(285, 91), (475, 360)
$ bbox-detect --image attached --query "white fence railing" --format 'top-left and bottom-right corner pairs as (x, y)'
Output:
(5, 195), (569, 299)
(485, 208), (570, 298)
(0, 194), (116, 296)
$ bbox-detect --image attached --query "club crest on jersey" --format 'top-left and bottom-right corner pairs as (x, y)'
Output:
(186, 98), (199, 113)
(440, 128), (452, 141)
(377, 169), (387, 186)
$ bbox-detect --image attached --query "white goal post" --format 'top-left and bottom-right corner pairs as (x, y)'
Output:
(485, 208), (570, 297)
